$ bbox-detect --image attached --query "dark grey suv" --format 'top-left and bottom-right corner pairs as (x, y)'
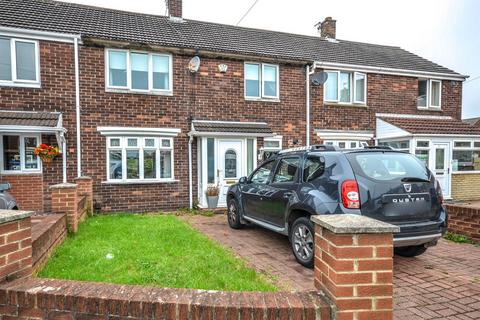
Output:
(226, 145), (447, 267)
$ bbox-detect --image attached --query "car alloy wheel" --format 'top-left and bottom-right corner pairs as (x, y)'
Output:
(293, 224), (314, 262)
(228, 202), (237, 225)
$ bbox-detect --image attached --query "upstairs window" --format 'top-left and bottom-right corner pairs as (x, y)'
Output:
(418, 79), (441, 109)
(0, 37), (39, 86)
(244, 63), (279, 99)
(324, 71), (366, 104)
(106, 49), (172, 93)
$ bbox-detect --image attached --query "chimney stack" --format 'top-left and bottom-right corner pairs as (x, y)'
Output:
(167, 0), (182, 18)
(317, 17), (336, 39)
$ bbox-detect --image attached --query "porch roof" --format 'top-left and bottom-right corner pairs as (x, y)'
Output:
(378, 115), (480, 137)
(0, 110), (64, 134)
(189, 120), (274, 137)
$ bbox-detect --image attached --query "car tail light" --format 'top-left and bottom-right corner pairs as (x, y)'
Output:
(437, 184), (444, 205)
(341, 180), (360, 209)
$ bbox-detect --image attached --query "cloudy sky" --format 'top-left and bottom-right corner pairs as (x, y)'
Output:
(64, 0), (480, 118)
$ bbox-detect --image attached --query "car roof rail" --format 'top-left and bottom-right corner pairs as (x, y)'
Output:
(363, 146), (393, 150)
(278, 144), (337, 154)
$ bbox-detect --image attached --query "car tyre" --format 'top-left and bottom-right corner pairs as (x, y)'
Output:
(394, 245), (427, 257)
(227, 198), (244, 229)
(290, 217), (315, 268)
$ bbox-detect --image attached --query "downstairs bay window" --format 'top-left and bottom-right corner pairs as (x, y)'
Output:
(107, 136), (174, 182)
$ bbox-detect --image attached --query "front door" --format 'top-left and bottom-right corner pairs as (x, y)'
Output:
(217, 140), (243, 206)
(432, 142), (451, 197)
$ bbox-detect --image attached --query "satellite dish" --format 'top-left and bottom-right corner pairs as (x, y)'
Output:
(188, 56), (201, 73)
(311, 71), (328, 86)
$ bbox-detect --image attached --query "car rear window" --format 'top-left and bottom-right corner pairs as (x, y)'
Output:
(347, 152), (429, 181)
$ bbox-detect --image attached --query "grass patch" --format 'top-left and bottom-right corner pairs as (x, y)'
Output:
(444, 232), (474, 244)
(39, 214), (276, 292)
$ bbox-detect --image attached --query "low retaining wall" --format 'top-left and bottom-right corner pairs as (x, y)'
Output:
(31, 215), (67, 272)
(446, 204), (480, 242)
(0, 278), (331, 319)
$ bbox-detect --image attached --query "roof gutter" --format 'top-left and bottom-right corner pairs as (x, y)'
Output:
(312, 61), (468, 81)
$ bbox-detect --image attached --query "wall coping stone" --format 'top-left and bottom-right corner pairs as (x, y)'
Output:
(49, 183), (78, 190)
(311, 214), (400, 234)
(0, 210), (33, 224)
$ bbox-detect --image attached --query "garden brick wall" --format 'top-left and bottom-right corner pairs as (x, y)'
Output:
(445, 204), (480, 243)
(31, 214), (67, 272)
(0, 278), (332, 319)
(0, 175), (43, 213)
(451, 173), (480, 201)
(0, 212), (33, 282)
(0, 37), (464, 212)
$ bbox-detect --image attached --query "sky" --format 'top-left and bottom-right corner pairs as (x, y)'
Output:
(63, 0), (480, 119)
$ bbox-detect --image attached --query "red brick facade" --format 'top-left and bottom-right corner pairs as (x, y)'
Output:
(0, 175), (43, 212)
(0, 38), (464, 212)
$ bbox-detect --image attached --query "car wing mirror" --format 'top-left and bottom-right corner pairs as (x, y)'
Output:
(238, 176), (248, 184)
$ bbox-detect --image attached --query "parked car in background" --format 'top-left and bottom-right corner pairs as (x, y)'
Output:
(227, 145), (448, 267)
(0, 183), (18, 210)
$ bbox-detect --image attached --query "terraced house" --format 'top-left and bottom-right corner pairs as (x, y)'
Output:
(0, 0), (478, 213)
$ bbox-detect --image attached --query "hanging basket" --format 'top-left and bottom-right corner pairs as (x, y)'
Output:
(40, 157), (54, 163)
(34, 144), (60, 164)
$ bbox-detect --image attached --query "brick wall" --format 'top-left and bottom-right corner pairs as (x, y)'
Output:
(451, 173), (480, 201)
(31, 214), (67, 271)
(79, 46), (307, 212)
(445, 204), (480, 243)
(0, 278), (331, 319)
(0, 175), (43, 213)
(312, 215), (398, 320)
(0, 211), (33, 282)
(311, 72), (462, 144)
(0, 40), (76, 213)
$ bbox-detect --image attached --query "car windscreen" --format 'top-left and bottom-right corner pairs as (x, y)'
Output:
(346, 152), (429, 182)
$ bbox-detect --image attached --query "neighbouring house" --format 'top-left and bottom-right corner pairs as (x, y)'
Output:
(0, 0), (478, 213)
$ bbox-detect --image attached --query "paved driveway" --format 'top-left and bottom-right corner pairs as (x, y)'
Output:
(184, 214), (480, 320)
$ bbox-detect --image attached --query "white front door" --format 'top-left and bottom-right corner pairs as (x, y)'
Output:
(432, 142), (451, 197)
(217, 140), (244, 206)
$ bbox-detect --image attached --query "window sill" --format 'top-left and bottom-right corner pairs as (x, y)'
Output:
(0, 82), (41, 89)
(101, 179), (179, 185)
(105, 88), (173, 96)
(0, 171), (42, 175)
(417, 107), (442, 111)
(452, 171), (480, 175)
(324, 103), (368, 108)
(245, 97), (280, 103)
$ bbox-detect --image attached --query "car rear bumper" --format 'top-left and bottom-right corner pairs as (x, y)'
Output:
(393, 233), (442, 247)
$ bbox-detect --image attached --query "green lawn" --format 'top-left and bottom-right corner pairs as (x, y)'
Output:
(39, 214), (276, 291)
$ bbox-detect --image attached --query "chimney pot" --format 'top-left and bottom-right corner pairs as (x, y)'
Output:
(167, 0), (182, 18)
(317, 17), (336, 39)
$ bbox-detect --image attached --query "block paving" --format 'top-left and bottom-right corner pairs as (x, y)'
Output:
(185, 214), (480, 320)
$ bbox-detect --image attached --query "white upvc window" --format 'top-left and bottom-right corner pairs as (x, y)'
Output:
(324, 70), (366, 105)
(105, 49), (173, 94)
(244, 62), (279, 100)
(414, 140), (430, 166)
(417, 79), (442, 109)
(107, 136), (174, 182)
(0, 134), (41, 174)
(0, 37), (40, 87)
(324, 140), (368, 149)
(452, 140), (480, 172)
